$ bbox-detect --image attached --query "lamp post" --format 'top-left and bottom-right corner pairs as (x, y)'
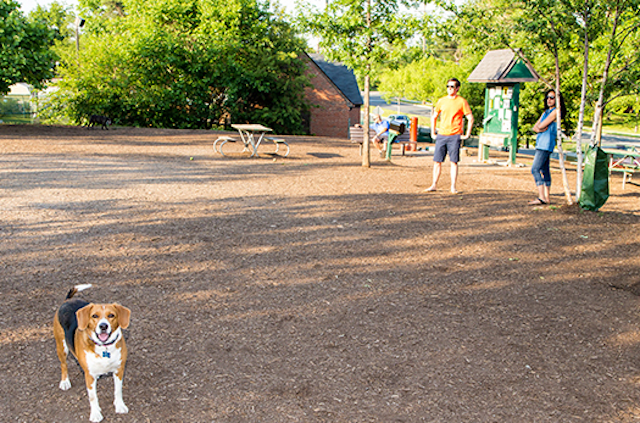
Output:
(74, 16), (85, 62)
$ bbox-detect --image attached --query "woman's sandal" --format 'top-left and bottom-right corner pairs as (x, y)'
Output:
(528, 198), (548, 205)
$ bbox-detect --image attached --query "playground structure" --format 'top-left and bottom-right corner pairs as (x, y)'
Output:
(468, 49), (539, 165)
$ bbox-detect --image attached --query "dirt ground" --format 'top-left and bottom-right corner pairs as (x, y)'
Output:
(1, 124), (640, 423)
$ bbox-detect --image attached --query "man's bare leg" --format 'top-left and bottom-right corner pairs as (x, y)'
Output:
(425, 162), (442, 191)
(450, 162), (459, 194)
(371, 138), (384, 152)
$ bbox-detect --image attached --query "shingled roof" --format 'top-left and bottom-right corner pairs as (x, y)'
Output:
(467, 49), (539, 83)
(307, 53), (363, 106)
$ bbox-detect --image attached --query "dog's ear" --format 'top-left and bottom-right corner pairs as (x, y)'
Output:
(76, 304), (94, 331)
(114, 304), (131, 329)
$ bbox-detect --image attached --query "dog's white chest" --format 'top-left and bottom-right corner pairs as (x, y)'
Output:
(85, 345), (123, 377)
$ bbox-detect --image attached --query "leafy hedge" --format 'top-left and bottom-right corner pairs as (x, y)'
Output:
(42, 0), (310, 134)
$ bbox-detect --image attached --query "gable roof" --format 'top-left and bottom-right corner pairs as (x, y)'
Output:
(307, 53), (363, 106)
(8, 83), (33, 96)
(467, 49), (539, 83)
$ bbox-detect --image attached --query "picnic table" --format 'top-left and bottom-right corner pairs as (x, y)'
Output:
(602, 145), (640, 189)
(214, 124), (289, 158)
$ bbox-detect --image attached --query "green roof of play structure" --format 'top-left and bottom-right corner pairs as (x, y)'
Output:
(468, 49), (539, 83)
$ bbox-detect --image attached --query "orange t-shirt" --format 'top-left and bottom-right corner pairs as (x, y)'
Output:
(434, 95), (472, 136)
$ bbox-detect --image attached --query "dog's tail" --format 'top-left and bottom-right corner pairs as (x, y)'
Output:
(65, 284), (93, 299)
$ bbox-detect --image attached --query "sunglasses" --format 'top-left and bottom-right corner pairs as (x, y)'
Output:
(547, 95), (556, 99)
(447, 84), (457, 89)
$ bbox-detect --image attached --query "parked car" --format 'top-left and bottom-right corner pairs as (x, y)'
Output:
(387, 114), (411, 130)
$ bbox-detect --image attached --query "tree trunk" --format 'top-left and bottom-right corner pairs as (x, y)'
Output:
(596, 105), (604, 145)
(363, 74), (371, 167)
(574, 12), (589, 201)
(590, 4), (621, 147)
(633, 96), (640, 134)
(553, 50), (573, 205)
(362, 0), (371, 168)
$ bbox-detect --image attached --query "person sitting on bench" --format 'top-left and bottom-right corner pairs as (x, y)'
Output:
(371, 114), (389, 156)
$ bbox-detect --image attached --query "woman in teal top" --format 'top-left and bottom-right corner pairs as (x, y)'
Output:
(528, 89), (562, 205)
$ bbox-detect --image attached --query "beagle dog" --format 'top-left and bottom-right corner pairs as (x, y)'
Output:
(53, 284), (131, 422)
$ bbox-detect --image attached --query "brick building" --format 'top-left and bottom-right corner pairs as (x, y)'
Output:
(303, 53), (363, 139)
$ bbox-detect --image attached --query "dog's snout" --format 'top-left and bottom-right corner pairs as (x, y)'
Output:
(99, 322), (109, 332)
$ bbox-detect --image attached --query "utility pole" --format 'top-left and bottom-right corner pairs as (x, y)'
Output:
(362, 0), (371, 167)
(75, 16), (85, 63)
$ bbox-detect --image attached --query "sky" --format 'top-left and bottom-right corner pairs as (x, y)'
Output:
(17, 0), (321, 47)
(18, 0), (74, 13)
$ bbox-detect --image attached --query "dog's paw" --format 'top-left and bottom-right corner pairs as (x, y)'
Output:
(114, 400), (129, 414)
(59, 379), (71, 390)
(89, 408), (104, 422)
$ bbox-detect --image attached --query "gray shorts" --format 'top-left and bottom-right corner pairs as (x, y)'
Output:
(433, 134), (461, 163)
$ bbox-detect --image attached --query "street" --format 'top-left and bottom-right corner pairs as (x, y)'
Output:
(367, 91), (432, 122)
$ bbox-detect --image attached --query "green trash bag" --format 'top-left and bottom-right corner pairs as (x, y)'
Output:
(579, 146), (609, 211)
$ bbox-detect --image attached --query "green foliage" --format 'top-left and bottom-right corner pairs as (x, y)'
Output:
(0, 0), (58, 94)
(441, 0), (564, 140)
(43, 0), (309, 134)
(452, 0), (640, 138)
(378, 54), (484, 132)
(377, 7), (485, 133)
(587, 0), (640, 106)
(28, 1), (75, 42)
(298, 0), (415, 81)
(0, 97), (31, 115)
(608, 95), (640, 115)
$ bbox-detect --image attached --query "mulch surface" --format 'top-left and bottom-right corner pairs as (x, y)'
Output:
(1, 124), (640, 423)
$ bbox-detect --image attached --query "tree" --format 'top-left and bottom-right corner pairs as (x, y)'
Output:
(516, 0), (579, 204)
(377, 7), (487, 130)
(300, 0), (415, 167)
(0, 0), (58, 95)
(454, 0), (640, 204)
(378, 55), (484, 130)
(586, 0), (640, 146)
(42, 0), (310, 134)
(28, 1), (76, 42)
(608, 95), (640, 132)
(557, 0), (640, 200)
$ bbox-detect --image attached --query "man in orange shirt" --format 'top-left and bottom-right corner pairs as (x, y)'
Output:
(425, 78), (473, 194)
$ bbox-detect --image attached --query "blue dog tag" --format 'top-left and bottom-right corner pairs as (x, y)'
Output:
(103, 351), (111, 358)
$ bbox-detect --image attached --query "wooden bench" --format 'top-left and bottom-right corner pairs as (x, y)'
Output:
(349, 126), (414, 156)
